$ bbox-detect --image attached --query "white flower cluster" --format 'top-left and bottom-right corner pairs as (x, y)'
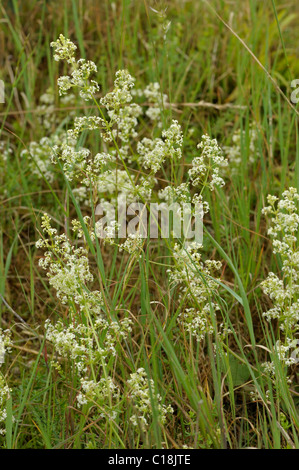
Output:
(158, 183), (210, 214)
(137, 120), (183, 174)
(45, 312), (131, 424)
(50, 34), (77, 64)
(261, 188), (299, 332)
(49, 38), (168, 203)
(97, 220), (145, 257)
(0, 329), (12, 359)
(50, 125), (117, 186)
(48, 37), (215, 224)
(77, 376), (119, 416)
(45, 315), (131, 375)
(158, 182), (190, 204)
(94, 170), (155, 203)
(36, 215), (94, 305)
(179, 307), (214, 342)
(71, 216), (96, 241)
(67, 116), (104, 140)
(261, 188), (299, 374)
(51, 35), (99, 100)
(50, 37), (143, 145)
(169, 243), (222, 300)
(36, 214), (133, 419)
(262, 338), (298, 377)
(97, 220), (120, 242)
(168, 243), (222, 342)
(100, 70), (142, 143)
(119, 233), (144, 256)
(21, 132), (75, 182)
(52, 141), (91, 182)
(0, 375), (10, 436)
(20, 88), (79, 183)
(0, 329), (12, 435)
(188, 134), (228, 190)
(127, 368), (173, 429)
(161, 136), (226, 342)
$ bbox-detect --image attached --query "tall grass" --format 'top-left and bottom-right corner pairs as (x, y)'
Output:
(0, 0), (298, 449)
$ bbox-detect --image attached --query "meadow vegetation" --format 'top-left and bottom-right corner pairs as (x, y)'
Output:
(0, 0), (298, 449)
